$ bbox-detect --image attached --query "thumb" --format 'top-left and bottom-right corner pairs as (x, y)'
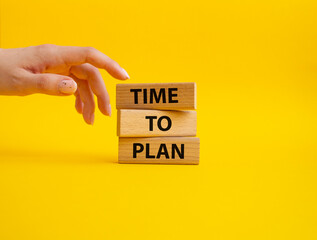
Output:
(27, 73), (77, 95)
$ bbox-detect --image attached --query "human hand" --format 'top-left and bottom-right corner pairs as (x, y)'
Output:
(0, 44), (129, 124)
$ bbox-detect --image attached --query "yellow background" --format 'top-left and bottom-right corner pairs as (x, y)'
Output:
(0, 0), (317, 239)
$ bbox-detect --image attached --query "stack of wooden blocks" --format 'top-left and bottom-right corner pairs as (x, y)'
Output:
(116, 82), (200, 164)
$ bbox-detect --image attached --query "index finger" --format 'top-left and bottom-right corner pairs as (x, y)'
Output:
(44, 45), (130, 80)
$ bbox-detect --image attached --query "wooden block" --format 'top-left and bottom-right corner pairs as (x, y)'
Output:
(118, 137), (200, 164)
(116, 82), (196, 110)
(117, 109), (197, 137)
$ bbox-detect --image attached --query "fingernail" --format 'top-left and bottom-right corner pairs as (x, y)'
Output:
(90, 113), (95, 125)
(106, 104), (112, 117)
(58, 80), (77, 94)
(121, 68), (130, 79)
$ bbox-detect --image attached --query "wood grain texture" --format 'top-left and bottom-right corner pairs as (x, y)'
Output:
(116, 82), (196, 110)
(118, 137), (200, 164)
(117, 109), (197, 137)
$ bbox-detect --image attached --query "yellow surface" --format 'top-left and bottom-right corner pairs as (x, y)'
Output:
(0, 0), (317, 239)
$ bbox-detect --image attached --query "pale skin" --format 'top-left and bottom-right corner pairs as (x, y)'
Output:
(0, 44), (130, 125)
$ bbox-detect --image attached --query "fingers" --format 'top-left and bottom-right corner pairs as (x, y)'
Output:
(26, 44), (130, 125)
(72, 76), (95, 125)
(70, 63), (111, 116)
(25, 72), (77, 95)
(38, 44), (130, 80)
(74, 90), (83, 114)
